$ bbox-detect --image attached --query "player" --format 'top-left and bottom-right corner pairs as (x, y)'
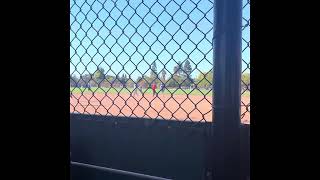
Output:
(87, 83), (92, 91)
(139, 83), (143, 95)
(151, 82), (157, 97)
(133, 82), (139, 96)
(160, 82), (165, 93)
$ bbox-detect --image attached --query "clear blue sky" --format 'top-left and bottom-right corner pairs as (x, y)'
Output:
(70, 0), (250, 80)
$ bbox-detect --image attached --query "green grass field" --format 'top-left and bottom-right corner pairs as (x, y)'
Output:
(70, 87), (250, 97)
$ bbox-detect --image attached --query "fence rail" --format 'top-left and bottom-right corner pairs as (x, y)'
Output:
(71, 161), (173, 180)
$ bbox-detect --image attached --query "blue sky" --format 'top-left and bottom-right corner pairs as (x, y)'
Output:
(70, 0), (250, 80)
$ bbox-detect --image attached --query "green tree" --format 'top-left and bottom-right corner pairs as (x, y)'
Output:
(183, 60), (192, 76)
(195, 70), (213, 89)
(120, 74), (128, 87)
(138, 75), (146, 88)
(167, 74), (184, 88)
(136, 76), (142, 83)
(101, 75), (115, 88)
(150, 61), (158, 79)
(93, 67), (105, 87)
(173, 65), (178, 75)
(78, 73), (93, 87)
(169, 61), (184, 88)
(242, 73), (250, 85)
(160, 69), (167, 82)
(70, 75), (79, 87)
(183, 59), (193, 87)
(126, 79), (135, 88)
(241, 73), (250, 91)
(173, 61), (183, 76)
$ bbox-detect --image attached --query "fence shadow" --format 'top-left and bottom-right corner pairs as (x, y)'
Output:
(70, 113), (212, 180)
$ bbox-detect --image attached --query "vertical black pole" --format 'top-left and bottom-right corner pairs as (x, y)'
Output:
(212, 0), (242, 180)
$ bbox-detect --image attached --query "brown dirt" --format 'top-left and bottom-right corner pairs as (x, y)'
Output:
(70, 92), (250, 124)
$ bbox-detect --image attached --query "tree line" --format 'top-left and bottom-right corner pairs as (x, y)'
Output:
(70, 59), (250, 90)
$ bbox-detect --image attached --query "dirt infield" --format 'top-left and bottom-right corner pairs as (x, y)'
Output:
(70, 92), (250, 124)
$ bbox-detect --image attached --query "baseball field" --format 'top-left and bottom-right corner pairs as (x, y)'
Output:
(70, 87), (250, 124)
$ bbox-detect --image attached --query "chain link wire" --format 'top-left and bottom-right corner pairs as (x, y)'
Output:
(70, 0), (249, 124)
(70, 0), (215, 123)
(241, 0), (250, 124)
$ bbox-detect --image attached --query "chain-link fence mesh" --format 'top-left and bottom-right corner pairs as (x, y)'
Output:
(70, 0), (215, 123)
(70, 0), (250, 124)
(241, 0), (250, 124)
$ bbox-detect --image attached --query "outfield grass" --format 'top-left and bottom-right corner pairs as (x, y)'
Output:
(70, 87), (212, 96)
(70, 87), (250, 97)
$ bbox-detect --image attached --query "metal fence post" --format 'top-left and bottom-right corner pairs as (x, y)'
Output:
(212, 0), (242, 179)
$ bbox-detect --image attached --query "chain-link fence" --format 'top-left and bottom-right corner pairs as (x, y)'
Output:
(70, 1), (249, 179)
(70, 0), (250, 124)
(241, 0), (250, 124)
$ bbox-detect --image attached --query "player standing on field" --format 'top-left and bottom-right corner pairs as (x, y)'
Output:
(133, 82), (139, 96)
(151, 82), (157, 97)
(160, 82), (165, 93)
